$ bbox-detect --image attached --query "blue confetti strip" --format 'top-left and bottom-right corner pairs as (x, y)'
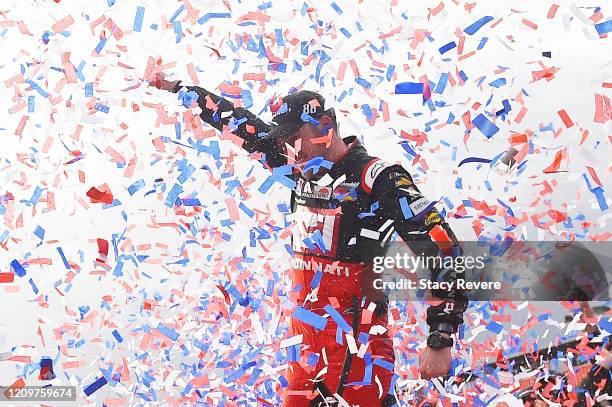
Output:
(583, 173), (608, 211)
(464, 16), (494, 35)
(34, 225), (45, 240)
(489, 78), (506, 88)
(594, 19), (612, 35)
(330, 2), (342, 14)
(373, 358), (394, 371)
(169, 5), (185, 23)
(94, 103), (109, 113)
(133, 6), (145, 32)
(292, 307), (327, 330)
(25, 80), (48, 98)
(395, 82), (423, 94)
(310, 271), (323, 289)
(472, 113), (499, 138)
(458, 157), (492, 166)
(94, 35), (107, 54)
(157, 323), (180, 341)
(56, 247), (71, 269)
(112, 329), (123, 343)
(600, 318), (612, 333)
(477, 36), (489, 50)
(486, 321), (503, 334)
(400, 141), (417, 158)
(434, 73), (448, 93)
(84, 376), (108, 396)
(165, 183), (183, 208)
(29, 186), (43, 205)
(113, 261), (124, 277)
(173, 20), (182, 43)
(323, 305), (352, 332)
(398, 197), (413, 219)
(128, 179), (145, 195)
(438, 41), (457, 54)
(177, 164), (195, 184)
(386, 64), (395, 81)
(28, 278), (38, 294)
(197, 12), (232, 25)
(238, 202), (254, 217)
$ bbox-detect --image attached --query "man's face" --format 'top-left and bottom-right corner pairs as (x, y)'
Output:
(276, 119), (332, 175)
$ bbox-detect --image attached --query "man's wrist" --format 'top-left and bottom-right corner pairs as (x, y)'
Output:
(429, 322), (455, 335)
(427, 331), (454, 350)
(170, 80), (182, 93)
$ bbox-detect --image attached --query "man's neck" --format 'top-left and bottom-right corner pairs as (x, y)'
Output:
(324, 133), (350, 163)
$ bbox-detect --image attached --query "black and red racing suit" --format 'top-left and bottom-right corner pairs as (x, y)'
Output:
(170, 82), (468, 406)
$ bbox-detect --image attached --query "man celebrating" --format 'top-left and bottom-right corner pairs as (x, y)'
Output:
(152, 73), (468, 406)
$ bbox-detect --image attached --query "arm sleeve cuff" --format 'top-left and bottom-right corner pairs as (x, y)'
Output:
(171, 80), (182, 93)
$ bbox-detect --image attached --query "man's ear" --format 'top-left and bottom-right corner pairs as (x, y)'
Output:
(318, 115), (334, 135)
(318, 115), (332, 127)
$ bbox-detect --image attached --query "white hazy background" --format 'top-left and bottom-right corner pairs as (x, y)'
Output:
(0, 0), (610, 405)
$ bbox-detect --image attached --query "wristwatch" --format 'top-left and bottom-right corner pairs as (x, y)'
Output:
(427, 331), (454, 350)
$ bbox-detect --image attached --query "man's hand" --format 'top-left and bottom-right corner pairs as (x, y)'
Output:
(150, 72), (180, 92)
(419, 345), (452, 379)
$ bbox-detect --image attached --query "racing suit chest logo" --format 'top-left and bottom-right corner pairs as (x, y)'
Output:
(296, 178), (333, 200)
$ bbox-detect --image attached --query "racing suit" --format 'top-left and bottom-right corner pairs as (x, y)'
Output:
(170, 83), (468, 406)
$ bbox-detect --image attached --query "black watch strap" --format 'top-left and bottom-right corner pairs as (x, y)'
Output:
(437, 322), (454, 335)
(427, 331), (454, 350)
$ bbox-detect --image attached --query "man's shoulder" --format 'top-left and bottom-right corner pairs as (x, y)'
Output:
(360, 157), (408, 194)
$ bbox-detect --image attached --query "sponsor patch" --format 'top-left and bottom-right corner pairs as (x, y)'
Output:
(424, 212), (442, 225)
(361, 159), (394, 193)
(409, 197), (431, 216)
(296, 179), (333, 200)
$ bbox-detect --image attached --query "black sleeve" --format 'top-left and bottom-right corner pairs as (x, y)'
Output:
(172, 81), (286, 168)
(372, 165), (468, 334)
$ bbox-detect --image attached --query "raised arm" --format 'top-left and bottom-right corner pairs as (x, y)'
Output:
(152, 73), (286, 168)
(372, 166), (468, 333)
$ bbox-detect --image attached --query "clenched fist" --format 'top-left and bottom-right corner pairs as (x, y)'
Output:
(150, 72), (180, 92)
(419, 346), (452, 379)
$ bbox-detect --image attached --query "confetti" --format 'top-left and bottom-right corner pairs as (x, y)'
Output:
(439, 41), (457, 54)
(38, 358), (56, 380)
(471, 113), (500, 138)
(395, 82), (424, 94)
(464, 16), (494, 35)
(292, 307), (327, 330)
(10, 260), (26, 278)
(84, 376), (108, 396)
(133, 6), (145, 32)
(594, 19), (612, 35)
(557, 109), (574, 128)
(1, 1), (609, 405)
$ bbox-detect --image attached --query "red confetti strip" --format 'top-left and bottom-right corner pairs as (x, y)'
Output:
(547, 4), (559, 19)
(51, 15), (75, 33)
(86, 184), (114, 204)
(522, 18), (538, 30)
(557, 109), (575, 128)
(0, 272), (15, 283)
(543, 150), (565, 173)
